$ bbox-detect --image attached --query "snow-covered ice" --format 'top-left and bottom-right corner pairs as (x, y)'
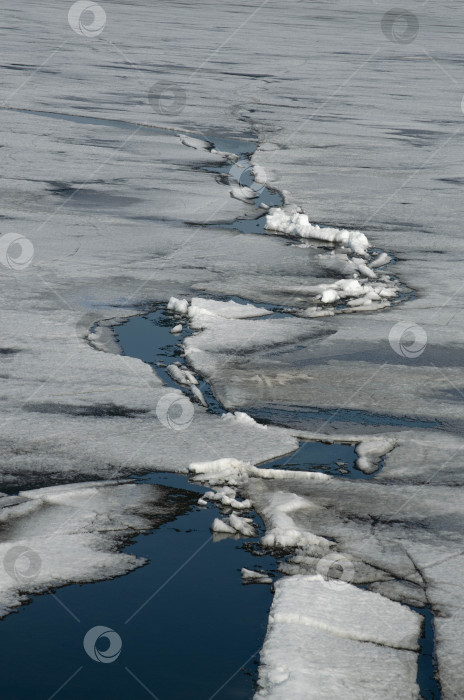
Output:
(265, 207), (370, 256)
(0, 480), (189, 618)
(256, 576), (420, 699)
(1, 0), (464, 695)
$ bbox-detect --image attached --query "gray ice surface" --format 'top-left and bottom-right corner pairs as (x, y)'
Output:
(1, 1), (463, 697)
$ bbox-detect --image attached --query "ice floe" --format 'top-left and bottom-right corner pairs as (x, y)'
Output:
(256, 575), (420, 699)
(0, 481), (189, 619)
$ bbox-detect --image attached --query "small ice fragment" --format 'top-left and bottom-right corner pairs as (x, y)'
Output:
(171, 324), (183, 334)
(229, 513), (257, 537)
(166, 364), (190, 385)
(179, 135), (211, 150)
(167, 297), (189, 315)
(241, 568), (272, 585)
(356, 263), (377, 279)
(320, 289), (339, 304)
(253, 164), (267, 184)
(190, 385), (207, 406)
(220, 411), (267, 430)
(211, 518), (236, 534)
(371, 252), (392, 268)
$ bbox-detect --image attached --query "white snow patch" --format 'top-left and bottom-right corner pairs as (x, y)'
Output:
(188, 297), (272, 327)
(203, 487), (252, 510)
(356, 437), (396, 474)
(253, 164), (267, 184)
(249, 467), (331, 482)
(167, 296), (189, 315)
(320, 289), (339, 304)
(265, 207), (370, 256)
(221, 411), (267, 430)
(189, 457), (250, 487)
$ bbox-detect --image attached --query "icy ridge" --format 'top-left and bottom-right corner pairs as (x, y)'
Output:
(263, 205), (403, 315)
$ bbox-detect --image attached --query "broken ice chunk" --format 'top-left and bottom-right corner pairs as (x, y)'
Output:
(167, 297), (189, 315)
(241, 568), (272, 585)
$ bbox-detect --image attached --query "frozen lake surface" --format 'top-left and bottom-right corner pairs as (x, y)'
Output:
(1, 0), (464, 697)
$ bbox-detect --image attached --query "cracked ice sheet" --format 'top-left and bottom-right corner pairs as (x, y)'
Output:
(184, 311), (337, 410)
(256, 577), (420, 700)
(248, 437), (464, 694)
(2, 2), (464, 416)
(0, 480), (193, 618)
(0, 111), (310, 488)
(179, 291), (464, 432)
(0, 306), (297, 484)
(1, 1), (464, 695)
(187, 310), (464, 429)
